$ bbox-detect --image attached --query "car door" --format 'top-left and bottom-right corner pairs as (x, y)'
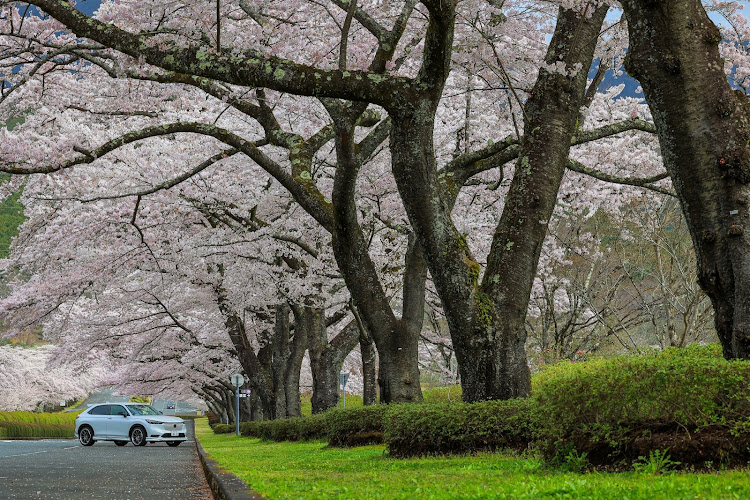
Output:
(87, 405), (110, 439)
(107, 404), (131, 440)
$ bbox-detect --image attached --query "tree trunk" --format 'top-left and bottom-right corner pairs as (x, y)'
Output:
(306, 307), (360, 413)
(620, 0), (750, 358)
(359, 323), (378, 406)
(327, 104), (426, 403)
(390, 6), (607, 401)
(215, 286), (276, 417)
(285, 305), (308, 417)
(271, 303), (291, 419)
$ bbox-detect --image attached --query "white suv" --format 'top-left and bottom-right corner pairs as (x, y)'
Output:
(75, 403), (187, 447)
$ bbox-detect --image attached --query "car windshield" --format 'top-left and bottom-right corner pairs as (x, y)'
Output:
(127, 405), (162, 416)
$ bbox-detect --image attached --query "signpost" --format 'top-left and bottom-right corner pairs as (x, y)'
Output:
(230, 373), (245, 436)
(340, 373), (350, 408)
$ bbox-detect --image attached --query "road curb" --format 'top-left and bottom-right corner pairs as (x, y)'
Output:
(192, 422), (265, 500)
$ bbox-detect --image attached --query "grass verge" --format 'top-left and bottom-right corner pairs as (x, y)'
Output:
(195, 419), (750, 499)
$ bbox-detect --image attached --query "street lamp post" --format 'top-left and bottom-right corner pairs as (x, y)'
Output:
(230, 373), (245, 436)
(340, 373), (350, 409)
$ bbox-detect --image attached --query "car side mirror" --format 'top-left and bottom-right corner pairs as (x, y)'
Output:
(118, 412), (127, 417)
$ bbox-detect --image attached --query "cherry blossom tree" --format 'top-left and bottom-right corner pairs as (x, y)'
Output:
(0, 344), (107, 411)
(0, 0), (677, 404)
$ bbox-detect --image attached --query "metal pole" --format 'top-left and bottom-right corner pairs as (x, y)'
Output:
(343, 387), (346, 409)
(235, 385), (240, 436)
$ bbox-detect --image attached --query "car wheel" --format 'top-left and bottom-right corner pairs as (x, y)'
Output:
(130, 426), (147, 447)
(114, 441), (128, 446)
(166, 441), (181, 447)
(78, 426), (95, 446)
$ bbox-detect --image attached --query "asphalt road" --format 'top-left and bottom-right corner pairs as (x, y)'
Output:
(0, 421), (212, 499)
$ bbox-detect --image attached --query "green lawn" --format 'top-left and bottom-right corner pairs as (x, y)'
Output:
(195, 419), (750, 499)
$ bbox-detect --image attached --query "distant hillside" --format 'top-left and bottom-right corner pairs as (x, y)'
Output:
(0, 116), (26, 259)
(0, 181), (24, 259)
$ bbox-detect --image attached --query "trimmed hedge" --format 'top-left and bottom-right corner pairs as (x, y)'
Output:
(384, 398), (533, 458)
(211, 345), (750, 468)
(0, 411), (79, 425)
(327, 405), (389, 447)
(532, 344), (750, 466)
(0, 421), (74, 438)
(212, 423), (234, 434)
(255, 413), (329, 442)
(0, 427), (6, 438)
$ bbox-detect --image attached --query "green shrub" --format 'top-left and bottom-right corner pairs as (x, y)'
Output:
(0, 411), (79, 425)
(212, 423), (234, 434)
(0, 427), (6, 438)
(532, 344), (750, 466)
(327, 405), (389, 447)
(239, 421), (261, 437)
(0, 421), (74, 438)
(384, 398), (533, 458)
(256, 413), (329, 442)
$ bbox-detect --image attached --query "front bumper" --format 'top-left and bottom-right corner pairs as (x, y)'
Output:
(146, 422), (187, 442)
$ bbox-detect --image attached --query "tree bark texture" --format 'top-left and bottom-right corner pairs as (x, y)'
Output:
(390, 5), (607, 401)
(285, 305), (308, 417)
(621, 0), (750, 358)
(477, 6), (609, 399)
(271, 304), (292, 419)
(303, 307), (360, 413)
(359, 323), (378, 405)
(215, 286), (276, 418)
(328, 105), (425, 403)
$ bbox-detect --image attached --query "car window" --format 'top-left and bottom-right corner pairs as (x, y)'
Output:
(127, 405), (162, 416)
(110, 405), (128, 416)
(89, 405), (110, 415)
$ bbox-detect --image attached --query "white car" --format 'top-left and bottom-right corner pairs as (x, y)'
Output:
(75, 403), (187, 447)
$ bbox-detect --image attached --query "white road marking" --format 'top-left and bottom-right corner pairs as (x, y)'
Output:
(0, 445), (78, 458)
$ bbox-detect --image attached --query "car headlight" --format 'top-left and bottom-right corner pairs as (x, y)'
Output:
(145, 419), (164, 425)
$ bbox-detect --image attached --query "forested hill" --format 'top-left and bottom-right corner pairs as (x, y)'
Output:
(0, 181), (24, 259)
(0, 116), (26, 259)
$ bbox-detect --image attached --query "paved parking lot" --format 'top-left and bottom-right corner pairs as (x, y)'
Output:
(0, 422), (212, 499)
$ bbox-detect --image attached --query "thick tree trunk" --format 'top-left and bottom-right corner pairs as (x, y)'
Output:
(285, 306), (308, 417)
(215, 286), (276, 417)
(328, 105), (426, 403)
(359, 324), (378, 405)
(271, 303), (291, 419)
(390, 6), (607, 401)
(621, 0), (750, 358)
(306, 307), (360, 414)
(478, 6), (609, 399)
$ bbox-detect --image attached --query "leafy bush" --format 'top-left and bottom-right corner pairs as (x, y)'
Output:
(327, 405), (389, 447)
(0, 421), (74, 438)
(258, 413), (330, 442)
(0, 427), (6, 438)
(384, 398), (533, 458)
(239, 421), (261, 437)
(212, 423), (234, 434)
(532, 344), (750, 466)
